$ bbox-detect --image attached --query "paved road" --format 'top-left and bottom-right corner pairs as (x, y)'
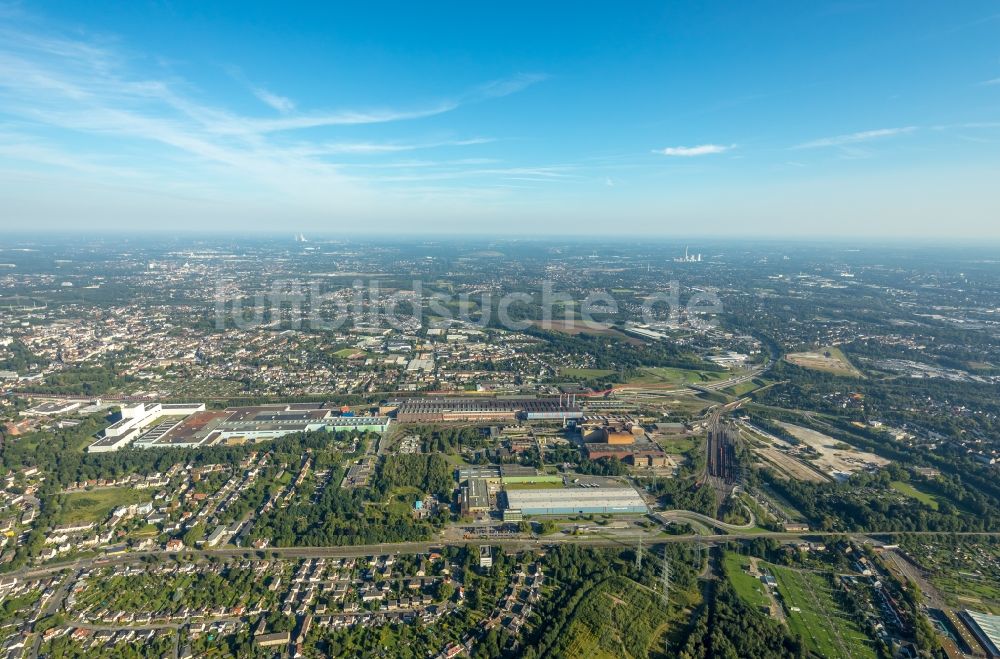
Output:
(656, 508), (756, 533)
(67, 617), (241, 632)
(12, 528), (1000, 585)
(28, 566), (81, 659)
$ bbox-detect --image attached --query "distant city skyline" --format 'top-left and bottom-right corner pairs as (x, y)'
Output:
(1, 2), (999, 237)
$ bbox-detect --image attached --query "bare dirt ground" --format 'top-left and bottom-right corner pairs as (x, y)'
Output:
(740, 424), (830, 483)
(785, 348), (863, 377)
(778, 423), (889, 477)
(751, 442), (830, 483)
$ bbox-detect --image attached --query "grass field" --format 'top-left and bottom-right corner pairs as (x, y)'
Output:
(128, 523), (161, 538)
(722, 378), (765, 397)
(626, 367), (731, 387)
(772, 566), (877, 658)
(59, 488), (152, 524)
(656, 436), (700, 455)
(891, 480), (940, 510)
(932, 573), (1000, 614)
(534, 320), (623, 337)
(388, 485), (423, 497)
(560, 368), (616, 379)
(440, 452), (471, 468)
(723, 552), (771, 611)
(333, 348), (366, 358)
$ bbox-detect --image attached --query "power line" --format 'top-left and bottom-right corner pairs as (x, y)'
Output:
(660, 548), (671, 608)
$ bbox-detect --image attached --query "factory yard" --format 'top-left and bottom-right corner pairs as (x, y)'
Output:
(750, 440), (830, 483)
(777, 423), (889, 480)
(739, 423), (830, 483)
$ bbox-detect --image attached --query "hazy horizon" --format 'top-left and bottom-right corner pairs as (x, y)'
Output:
(2, 2), (999, 237)
(4, 231), (1000, 253)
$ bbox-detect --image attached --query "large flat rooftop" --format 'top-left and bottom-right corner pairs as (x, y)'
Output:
(463, 477), (491, 511)
(396, 397), (582, 421)
(399, 397), (576, 411)
(505, 486), (647, 514)
(962, 610), (1000, 656)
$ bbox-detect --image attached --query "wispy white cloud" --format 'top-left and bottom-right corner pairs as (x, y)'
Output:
(251, 86), (295, 113)
(0, 16), (549, 209)
(217, 103), (461, 135)
(930, 121), (1000, 131)
(0, 130), (153, 180)
(654, 144), (734, 157)
(303, 137), (493, 156)
(793, 126), (917, 149)
(979, 77), (1000, 87)
(373, 165), (576, 183)
(470, 73), (549, 100)
(338, 158), (501, 169)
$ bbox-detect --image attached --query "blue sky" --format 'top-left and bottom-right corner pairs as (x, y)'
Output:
(1, 1), (999, 237)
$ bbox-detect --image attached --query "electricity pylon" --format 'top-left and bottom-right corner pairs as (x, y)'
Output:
(660, 549), (671, 608)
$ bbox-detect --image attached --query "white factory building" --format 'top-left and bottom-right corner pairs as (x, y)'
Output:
(504, 486), (648, 516)
(88, 402), (205, 453)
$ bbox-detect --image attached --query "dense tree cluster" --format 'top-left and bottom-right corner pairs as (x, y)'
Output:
(524, 327), (721, 372)
(764, 468), (997, 532)
(522, 544), (700, 658)
(0, 339), (48, 372)
(677, 579), (802, 659)
(250, 470), (444, 547)
(575, 456), (629, 476)
(405, 425), (489, 453)
(373, 453), (454, 498)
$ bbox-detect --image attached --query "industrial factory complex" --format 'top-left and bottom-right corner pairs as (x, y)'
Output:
(504, 487), (648, 516)
(391, 396), (583, 423)
(81, 394), (652, 522)
(87, 402), (207, 452)
(84, 395), (600, 453)
(455, 462), (649, 518)
(88, 402), (391, 452)
(578, 415), (676, 468)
